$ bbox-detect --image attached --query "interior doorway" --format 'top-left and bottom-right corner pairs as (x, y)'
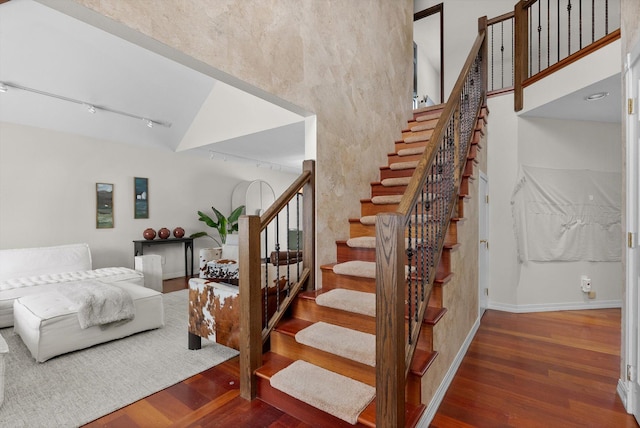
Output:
(625, 38), (640, 423)
(413, 3), (444, 107)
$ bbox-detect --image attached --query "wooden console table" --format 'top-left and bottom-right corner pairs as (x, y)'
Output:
(133, 237), (194, 278)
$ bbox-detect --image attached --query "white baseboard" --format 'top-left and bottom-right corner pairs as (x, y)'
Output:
(487, 299), (622, 313)
(618, 378), (631, 412)
(417, 317), (481, 427)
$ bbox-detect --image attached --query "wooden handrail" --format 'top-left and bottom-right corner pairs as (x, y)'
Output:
(487, 10), (514, 26)
(398, 31), (486, 216)
(239, 159), (315, 401)
(523, 29), (620, 88)
(375, 17), (487, 427)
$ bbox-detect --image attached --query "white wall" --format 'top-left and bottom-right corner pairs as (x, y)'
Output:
(0, 122), (297, 278)
(515, 117), (622, 309)
(415, 0), (516, 98)
(486, 93), (519, 306)
(487, 94), (623, 310)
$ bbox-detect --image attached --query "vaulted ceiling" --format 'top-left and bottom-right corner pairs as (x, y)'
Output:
(0, 0), (309, 173)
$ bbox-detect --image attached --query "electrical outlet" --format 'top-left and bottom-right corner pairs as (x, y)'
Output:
(580, 275), (591, 292)
(161, 256), (166, 265)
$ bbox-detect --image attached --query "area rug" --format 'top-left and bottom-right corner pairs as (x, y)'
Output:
(270, 360), (375, 424)
(0, 289), (238, 428)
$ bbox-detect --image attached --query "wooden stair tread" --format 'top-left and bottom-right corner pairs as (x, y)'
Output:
(410, 349), (438, 376)
(257, 353), (425, 428)
(424, 307), (447, 325)
(274, 317), (313, 337)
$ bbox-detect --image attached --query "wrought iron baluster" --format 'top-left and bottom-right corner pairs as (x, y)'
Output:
(529, 7), (533, 77)
(263, 227), (269, 331)
(547, 0), (551, 67)
(557, 0), (561, 63)
(490, 24), (494, 91)
(407, 207), (414, 343)
(605, 0), (609, 34)
(500, 20), (505, 88)
(568, 0), (572, 55)
(592, 0), (595, 43)
(537, 1), (541, 74)
(579, 0), (583, 49)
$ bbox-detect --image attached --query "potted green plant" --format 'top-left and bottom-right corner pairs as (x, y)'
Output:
(190, 205), (245, 247)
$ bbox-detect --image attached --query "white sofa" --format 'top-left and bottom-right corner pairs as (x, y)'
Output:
(0, 243), (165, 362)
(0, 243), (145, 328)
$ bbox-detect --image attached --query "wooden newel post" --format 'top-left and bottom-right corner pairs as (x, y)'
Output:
(375, 212), (406, 428)
(302, 159), (316, 291)
(478, 15), (488, 103)
(514, 0), (528, 111)
(239, 215), (262, 400)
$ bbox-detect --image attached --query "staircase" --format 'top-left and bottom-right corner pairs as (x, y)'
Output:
(253, 103), (488, 427)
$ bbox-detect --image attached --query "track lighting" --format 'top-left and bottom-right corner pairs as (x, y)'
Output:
(0, 81), (171, 128)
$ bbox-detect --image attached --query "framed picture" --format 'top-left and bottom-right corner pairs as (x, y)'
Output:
(134, 177), (149, 219)
(96, 183), (114, 228)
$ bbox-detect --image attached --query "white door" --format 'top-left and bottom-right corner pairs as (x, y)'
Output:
(625, 41), (640, 423)
(478, 172), (489, 317)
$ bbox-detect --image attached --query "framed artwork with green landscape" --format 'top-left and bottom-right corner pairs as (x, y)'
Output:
(96, 183), (114, 228)
(134, 177), (149, 219)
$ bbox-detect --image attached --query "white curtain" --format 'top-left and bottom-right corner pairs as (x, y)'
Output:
(511, 165), (621, 262)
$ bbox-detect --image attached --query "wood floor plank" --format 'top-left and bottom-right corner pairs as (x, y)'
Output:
(84, 279), (636, 428)
(430, 309), (637, 428)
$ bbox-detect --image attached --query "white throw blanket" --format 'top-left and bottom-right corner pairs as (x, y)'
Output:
(57, 280), (135, 329)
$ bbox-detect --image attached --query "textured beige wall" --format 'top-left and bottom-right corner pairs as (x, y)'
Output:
(73, 0), (415, 280)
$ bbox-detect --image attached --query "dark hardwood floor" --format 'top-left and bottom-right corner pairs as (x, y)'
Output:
(84, 277), (637, 427)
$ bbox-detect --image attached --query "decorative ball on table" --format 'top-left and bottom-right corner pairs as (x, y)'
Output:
(143, 228), (156, 240)
(173, 227), (185, 238)
(158, 227), (170, 239)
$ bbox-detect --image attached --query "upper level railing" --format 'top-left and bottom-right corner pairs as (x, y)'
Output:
(239, 159), (315, 400)
(486, 0), (620, 109)
(374, 17), (488, 427)
(488, 11), (515, 94)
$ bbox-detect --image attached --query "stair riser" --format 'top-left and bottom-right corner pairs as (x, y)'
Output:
(270, 331), (377, 386)
(256, 377), (363, 428)
(291, 297), (376, 335)
(371, 183), (407, 197)
(321, 268), (375, 293)
(379, 166), (415, 181)
(405, 117), (439, 132)
(388, 152), (424, 165)
(429, 284), (443, 309)
(337, 242), (452, 270)
(412, 107), (443, 121)
(394, 140), (430, 153)
(349, 221), (375, 238)
(349, 217), (460, 239)
(401, 129), (433, 142)
(467, 144), (478, 161)
(360, 201), (400, 217)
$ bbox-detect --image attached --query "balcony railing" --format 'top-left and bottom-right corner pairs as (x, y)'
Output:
(486, 0), (620, 110)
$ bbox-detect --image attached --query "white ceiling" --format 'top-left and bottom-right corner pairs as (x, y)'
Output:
(521, 73), (622, 123)
(0, 0), (308, 173)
